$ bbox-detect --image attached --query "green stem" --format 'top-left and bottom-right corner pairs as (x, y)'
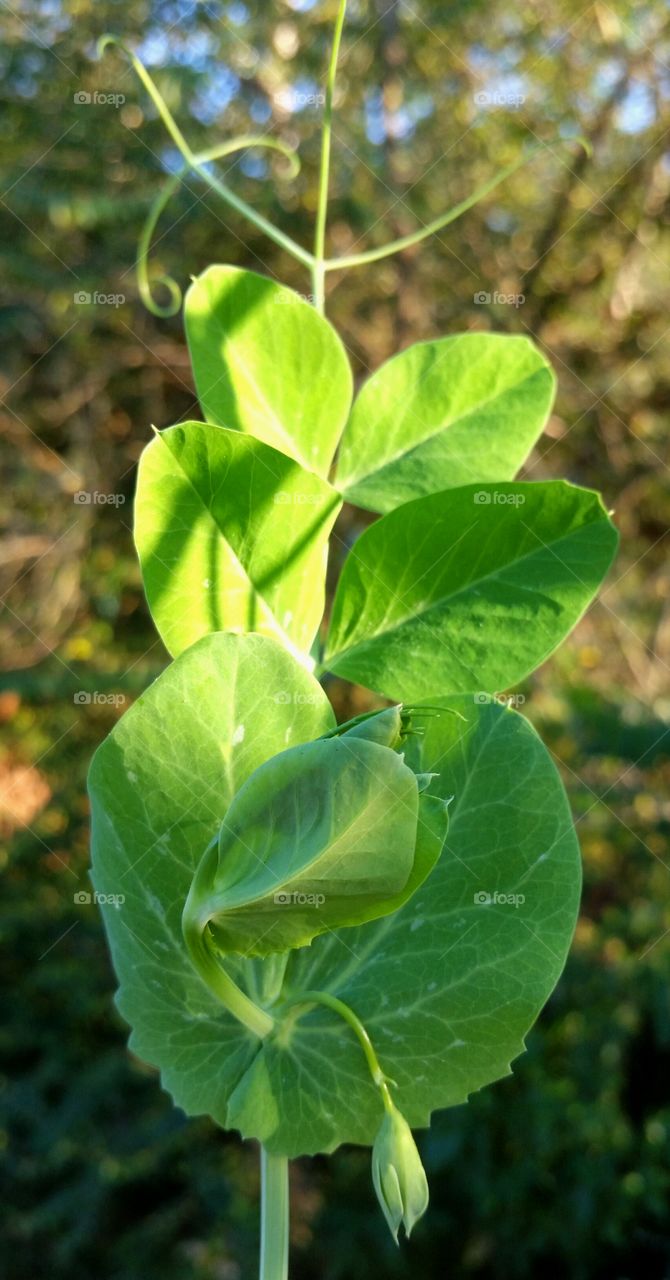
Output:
(259, 1148), (289, 1280)
(280, 989), (394, 1112)
(312, 0), (348, 312)
(102, 35), (590, 305)
(322, 141), (569, 271)
(184, 923), (274, 1039)
(191, 158), (314, 268)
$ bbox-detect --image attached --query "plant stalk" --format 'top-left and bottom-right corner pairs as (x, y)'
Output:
(259, 1147), (289, 1280)
(138, 137), (300, 317)
(191, 159), (314, 268)
(312, 0), (348, 312)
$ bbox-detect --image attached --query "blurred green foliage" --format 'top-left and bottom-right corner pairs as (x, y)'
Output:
(1, 0), (669, 1276)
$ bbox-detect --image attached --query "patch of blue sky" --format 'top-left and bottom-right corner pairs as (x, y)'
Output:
(226, 2), (250, 24)
(250, 96), (272, 124)
(191, 65), (241, 124)
(616, 80), (657, 135)
(135, 27), (217, 71)
(239, 153), (268, 179)
(485, 207), (517, 234)
(469, 42), (522, 74)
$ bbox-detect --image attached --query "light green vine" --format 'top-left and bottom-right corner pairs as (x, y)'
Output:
(95, 9), (593, 1276)
(97, 25), (588, 323)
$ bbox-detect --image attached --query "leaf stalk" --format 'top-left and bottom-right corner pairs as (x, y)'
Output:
(183, 919), (274, 1039)
(279, 989), (395, 1112)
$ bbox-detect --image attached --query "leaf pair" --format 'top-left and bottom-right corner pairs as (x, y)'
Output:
(136, 264), (578, 677)
(184, 265), (556, 509)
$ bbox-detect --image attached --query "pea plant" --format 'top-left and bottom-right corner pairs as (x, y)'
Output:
(89, 6), (618, 1277)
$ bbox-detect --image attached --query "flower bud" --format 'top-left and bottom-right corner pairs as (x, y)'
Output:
(320, 704), (407, 749)
(371, 1105), (429, 1242)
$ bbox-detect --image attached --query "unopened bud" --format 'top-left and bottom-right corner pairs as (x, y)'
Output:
(371, 1105), (429, 1242)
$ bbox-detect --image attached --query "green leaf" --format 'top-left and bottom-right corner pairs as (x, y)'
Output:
(230, 696), (582, 1156)
(325, 480), (618, 701)
(88, 633), (336, 1127)
(184, 737), (447, 958)
(185, 265), (353, 478)
(336, 335), (555, 513)
(135, 421), (341, 659)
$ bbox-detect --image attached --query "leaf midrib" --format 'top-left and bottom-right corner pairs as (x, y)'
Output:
(203, 286), (316, 473)
(341, 345), (548, 489)
(156, 430), (295, 651)
(326, 503), (605, 666)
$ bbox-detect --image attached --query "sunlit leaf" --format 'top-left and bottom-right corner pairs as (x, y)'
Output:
(336, 334), (555, 513)
(185, 265), (352, 478)
(325, 480), (618, 700)
(135, 422), (341, 659)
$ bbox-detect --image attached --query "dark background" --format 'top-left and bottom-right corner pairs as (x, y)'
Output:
(2, 1), (670, 1276)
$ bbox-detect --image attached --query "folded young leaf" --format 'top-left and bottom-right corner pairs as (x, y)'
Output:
(185, 265), (353, 478)
(320, 703), (409, 748)
(135, 422), (341, 660)
(183, 737), (447, 958)
(325, 480), (618, 701)
(88, 633), (337, 1124)
(335, 334), (555, 513)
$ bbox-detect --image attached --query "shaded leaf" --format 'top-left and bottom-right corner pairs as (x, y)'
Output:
(246, 695), (582, 1155)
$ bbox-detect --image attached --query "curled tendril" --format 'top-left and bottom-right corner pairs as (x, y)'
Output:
(136, 171), (184, 317)
(138, 140), (301, 318)
(98, 35), (594, 307)
(97, 36), (301, 317)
